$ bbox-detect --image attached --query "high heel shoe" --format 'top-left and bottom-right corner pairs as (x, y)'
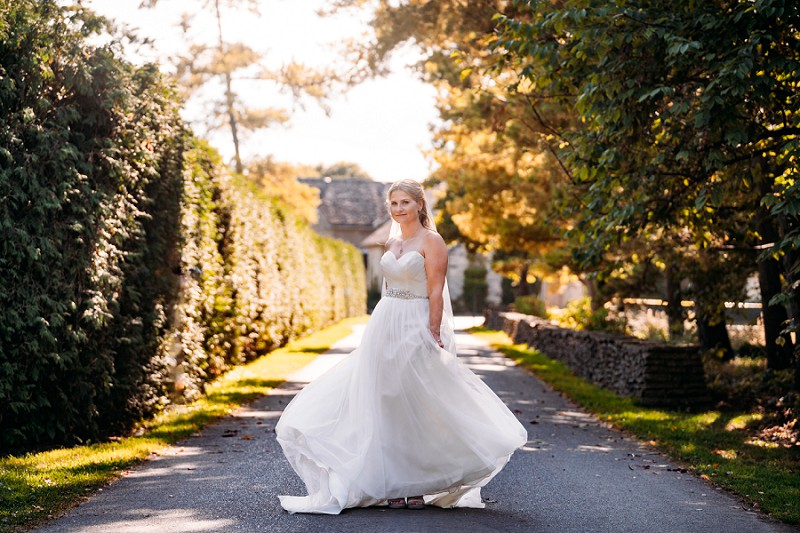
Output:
(406, 496), (425, 509)
(387, 498), (406, 509)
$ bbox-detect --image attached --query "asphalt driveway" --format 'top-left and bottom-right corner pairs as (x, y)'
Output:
(34, 321), (794, 533)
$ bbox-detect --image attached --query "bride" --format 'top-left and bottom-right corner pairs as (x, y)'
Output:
(276, 179), (527, 514)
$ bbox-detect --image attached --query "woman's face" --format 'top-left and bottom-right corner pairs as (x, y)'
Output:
(389, 190), (420, 224)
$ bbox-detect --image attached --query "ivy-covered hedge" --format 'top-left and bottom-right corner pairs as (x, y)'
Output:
(0, 1), (365, 453)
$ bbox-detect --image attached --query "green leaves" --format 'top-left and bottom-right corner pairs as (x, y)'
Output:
(0, 1), (366, 453)
(488, 0), (800, 362)
(497, 0), (799, 245)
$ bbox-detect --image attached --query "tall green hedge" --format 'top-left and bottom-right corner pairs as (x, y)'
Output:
(0, 1), (365, 453)
(173, 147), (366, 400)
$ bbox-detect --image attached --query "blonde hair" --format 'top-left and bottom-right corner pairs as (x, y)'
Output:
(387, 179), (431, 229)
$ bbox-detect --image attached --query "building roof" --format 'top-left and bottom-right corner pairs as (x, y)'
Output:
(299, 177), (391, 228)
(360, 219), (392, 248)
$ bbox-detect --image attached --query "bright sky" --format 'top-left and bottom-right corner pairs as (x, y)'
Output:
(86, 0), (439, 183)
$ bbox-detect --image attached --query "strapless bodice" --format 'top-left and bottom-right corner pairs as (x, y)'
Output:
(380, 251), (428, 298)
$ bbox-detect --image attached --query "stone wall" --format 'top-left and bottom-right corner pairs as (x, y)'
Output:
(485, 310), (710, 407)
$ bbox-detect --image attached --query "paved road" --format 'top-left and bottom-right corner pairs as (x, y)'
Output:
(35, 321), (794, 533)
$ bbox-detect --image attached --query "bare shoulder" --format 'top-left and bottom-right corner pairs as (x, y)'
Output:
(422, 229), (446, 248)
(422, 229), (447, 257)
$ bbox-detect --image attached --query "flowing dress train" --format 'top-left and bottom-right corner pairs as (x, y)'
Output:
(276, 250), (527, 514)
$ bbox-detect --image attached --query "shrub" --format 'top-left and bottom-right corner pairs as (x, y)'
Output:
(513, 294), (548, 318)
(554, 297), (627, 334)
(461, 266), (489, 314)
(736, 341), (766, 359)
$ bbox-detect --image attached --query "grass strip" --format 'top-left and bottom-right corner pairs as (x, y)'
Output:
(0, 316), (367, 533)
(472, 328), (800, 526)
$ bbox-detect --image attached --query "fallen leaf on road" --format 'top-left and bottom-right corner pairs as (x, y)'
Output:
(241, 435), (254, 440)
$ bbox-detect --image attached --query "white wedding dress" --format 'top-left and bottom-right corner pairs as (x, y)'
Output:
(276, 250), (527, 514)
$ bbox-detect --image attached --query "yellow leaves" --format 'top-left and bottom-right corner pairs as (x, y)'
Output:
(245, 158), (320, 223)
(236, 107), (289, 130)
(424, 60), (439, 74)
(276, 61), (337, 103)
(196, 43), (261, 76)
(515, 77), (535, 95)
(517, 150), (551, 180)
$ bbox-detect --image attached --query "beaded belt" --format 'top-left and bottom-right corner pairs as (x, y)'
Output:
(385, 288), (428, 300)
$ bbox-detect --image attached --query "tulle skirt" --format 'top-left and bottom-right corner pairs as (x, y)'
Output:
(276, 296), (528, 514)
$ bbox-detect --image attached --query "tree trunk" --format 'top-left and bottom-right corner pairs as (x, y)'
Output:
(758, 258), (793, 369)
(664, 262), (685, 341)
(795, 347), (800, 391)
(530, 277), (543, 298)
(756, 216), (793, 369)
(223, 71), (243, 174)
(583, 276), (603, 312)
(777, 214), (800, 389)
(696, 306), (734, 360)
(783, 244), (800, 389)
(757, 153), (799, 386)
(214, 0), (243, 174)
(516, 263), (530, 297)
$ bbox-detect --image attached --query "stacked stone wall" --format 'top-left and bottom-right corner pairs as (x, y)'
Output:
(485, 311), (709, 407)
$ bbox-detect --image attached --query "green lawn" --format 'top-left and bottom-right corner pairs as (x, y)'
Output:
(472, 328), (800, 526)
(0, 316), (367, 533)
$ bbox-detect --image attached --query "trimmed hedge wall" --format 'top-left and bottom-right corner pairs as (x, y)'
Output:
(173, 150), (366, 399)
(0, 1), (365, 453)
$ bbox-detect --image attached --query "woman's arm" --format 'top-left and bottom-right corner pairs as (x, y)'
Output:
(423, 231), (448, 348)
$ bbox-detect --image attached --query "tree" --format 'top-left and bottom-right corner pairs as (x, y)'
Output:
(331, 1), (795, 361)
(330, 0), (576, 290)
(142, 0), (334, 174)
(244, 157), (321, 223)
(316, 161), (373, 179)
(495, 1), (799, 372)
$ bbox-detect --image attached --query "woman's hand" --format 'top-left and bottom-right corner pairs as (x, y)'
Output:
(431, 328), (444, 348)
